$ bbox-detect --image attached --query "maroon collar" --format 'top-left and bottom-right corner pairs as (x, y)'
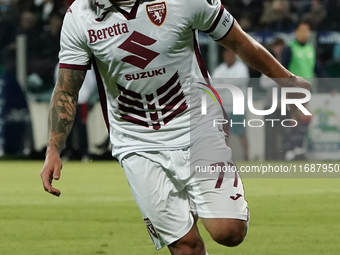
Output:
(114, 0), (140, 20)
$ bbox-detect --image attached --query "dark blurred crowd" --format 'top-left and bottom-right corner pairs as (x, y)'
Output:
(223, 0), (340, 32)
(0, 0), (74, 100)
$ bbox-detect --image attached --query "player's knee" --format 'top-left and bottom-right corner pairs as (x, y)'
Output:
(210, 221), (247, 247)
(211, 230), (245, 247)
(169, 232), (205, 255)
(173, 242), (205, 255)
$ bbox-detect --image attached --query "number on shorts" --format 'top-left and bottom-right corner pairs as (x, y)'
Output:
(212, 162), (238, 188)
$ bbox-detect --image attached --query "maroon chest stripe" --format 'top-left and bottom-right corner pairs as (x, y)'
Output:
(159, 82), (181, 106)
(118, 95), (144, 109)
(117, 84), (142, 99)
(161, 90), (185, 115)
(156, 72), (179, 95)
(163, 102), (187, 125)
(118, 104), (146, 117)
(115, 0), (140, 20)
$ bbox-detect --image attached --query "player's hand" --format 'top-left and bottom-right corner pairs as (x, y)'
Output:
(283, 75), (311, 111)
(40, 150), (62, 197)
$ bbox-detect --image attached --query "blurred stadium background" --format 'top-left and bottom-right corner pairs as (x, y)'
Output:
(0, 1), (339, 254)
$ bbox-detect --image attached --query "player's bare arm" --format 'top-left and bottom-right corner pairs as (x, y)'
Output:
(40, 68), (86, 197)
(218, 20), (311, 93)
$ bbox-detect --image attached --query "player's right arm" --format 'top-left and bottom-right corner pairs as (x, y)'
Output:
(40, 0), (91, 196)
(217, 20), (311, 92)
(40, 68), (86, 197)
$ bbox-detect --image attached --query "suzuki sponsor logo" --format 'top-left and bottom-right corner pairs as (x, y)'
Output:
(118, 31), (159, 69)
(125, 68), (166, 81)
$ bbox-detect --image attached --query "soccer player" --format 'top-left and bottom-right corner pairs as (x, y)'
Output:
(40, 0), (311, 254)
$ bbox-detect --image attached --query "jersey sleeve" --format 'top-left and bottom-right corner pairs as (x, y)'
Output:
(186, 0), (234, 41)
(59, 10), (92, 70)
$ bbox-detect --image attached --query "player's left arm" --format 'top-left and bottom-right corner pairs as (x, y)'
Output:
(217, 20), (311, 92)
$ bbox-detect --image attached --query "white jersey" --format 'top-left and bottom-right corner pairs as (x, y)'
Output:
(59, 0), (234, 158)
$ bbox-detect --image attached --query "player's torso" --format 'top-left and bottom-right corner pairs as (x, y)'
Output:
(79, 0), (199, 132)
(68, 0), (225, 156)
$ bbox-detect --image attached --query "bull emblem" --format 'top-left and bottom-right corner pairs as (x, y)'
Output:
(146, 2), (167, 26)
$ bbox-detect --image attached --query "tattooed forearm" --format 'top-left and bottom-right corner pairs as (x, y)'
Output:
(48, 68), (86, 154)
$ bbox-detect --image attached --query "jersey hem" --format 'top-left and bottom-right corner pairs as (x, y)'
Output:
(116, 144), (190, 164)
(156, 215), (194, 250)
(199, 211), (248, 221)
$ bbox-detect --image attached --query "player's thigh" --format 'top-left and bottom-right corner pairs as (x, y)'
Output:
(190, 137), (249, 244)
(121, 152), (194, 250)
(191, 175), (249, 246)
(191, 138), (248, 219)
(189, 174), (249, 221)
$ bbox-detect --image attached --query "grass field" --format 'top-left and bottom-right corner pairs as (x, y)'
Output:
(0, 160), (339, 255)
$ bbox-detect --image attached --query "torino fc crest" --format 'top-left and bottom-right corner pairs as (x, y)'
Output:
(146, 2), (167, 26)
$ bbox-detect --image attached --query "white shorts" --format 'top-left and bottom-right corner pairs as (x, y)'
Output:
(120, 136), (249, 250)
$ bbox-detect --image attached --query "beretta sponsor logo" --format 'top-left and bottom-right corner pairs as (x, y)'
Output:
(87, 23), (129, 43)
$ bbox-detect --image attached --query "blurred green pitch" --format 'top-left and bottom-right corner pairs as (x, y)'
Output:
(0, 160), (339, 255)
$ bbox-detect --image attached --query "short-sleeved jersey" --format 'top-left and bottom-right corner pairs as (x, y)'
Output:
(59, 0), (234, 158)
